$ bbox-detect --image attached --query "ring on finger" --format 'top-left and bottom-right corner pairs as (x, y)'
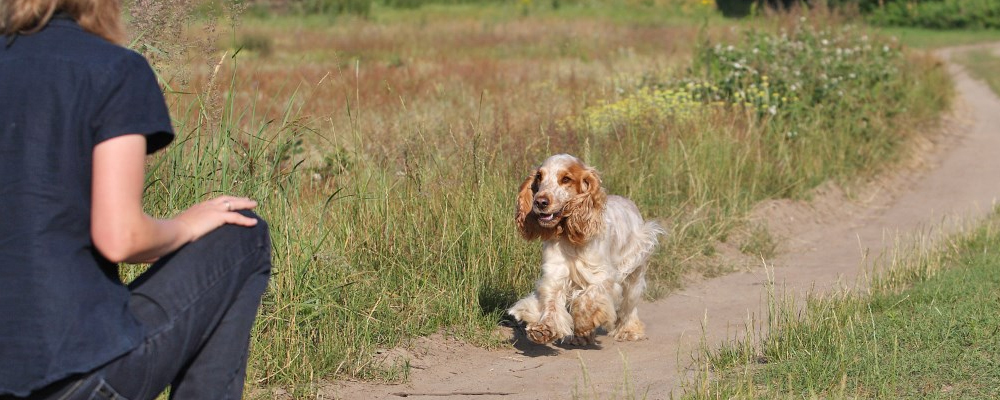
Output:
(224, 201), (232, 212)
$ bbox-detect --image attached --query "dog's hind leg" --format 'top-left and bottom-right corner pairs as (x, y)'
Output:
(610, 265), (647, 341)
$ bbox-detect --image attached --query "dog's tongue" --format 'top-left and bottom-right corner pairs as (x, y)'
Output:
(539, 213), (555, 222)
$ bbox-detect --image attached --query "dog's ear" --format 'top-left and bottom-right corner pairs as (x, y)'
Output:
(563, 166), (606, 245)
(515, 170), (543, 241)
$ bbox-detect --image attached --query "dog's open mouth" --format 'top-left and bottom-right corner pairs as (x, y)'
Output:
(536, 211), (561, 226)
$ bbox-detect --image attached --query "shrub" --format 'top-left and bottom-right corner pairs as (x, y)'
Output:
(867, 0), (1000, 29)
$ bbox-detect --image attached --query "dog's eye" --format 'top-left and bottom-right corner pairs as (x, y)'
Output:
(561, 176), (572, 184)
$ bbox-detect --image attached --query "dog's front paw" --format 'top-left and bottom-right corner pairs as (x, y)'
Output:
(525, 322), (560, 344)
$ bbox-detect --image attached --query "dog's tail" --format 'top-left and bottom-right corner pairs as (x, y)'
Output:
(618, 220), (666, 277)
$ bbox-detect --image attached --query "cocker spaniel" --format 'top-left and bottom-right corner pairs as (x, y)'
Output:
(508, 154), (664, 345)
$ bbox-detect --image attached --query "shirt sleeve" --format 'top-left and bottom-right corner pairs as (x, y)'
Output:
(92, 50), (174, 154)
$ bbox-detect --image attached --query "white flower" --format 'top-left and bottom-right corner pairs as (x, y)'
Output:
(733, 62), (742, 69)
(768, 106), (777, 115)
(821, 39), (829, 46)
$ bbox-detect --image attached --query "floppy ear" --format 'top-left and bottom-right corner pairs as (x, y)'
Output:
(562, 167), (606, 245)
(515, 171), (543, 241)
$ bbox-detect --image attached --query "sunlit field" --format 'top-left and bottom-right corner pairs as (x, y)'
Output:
(129, 2), (954, 395)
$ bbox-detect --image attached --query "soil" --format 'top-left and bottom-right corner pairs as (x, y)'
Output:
(325, 43), (1000, 400)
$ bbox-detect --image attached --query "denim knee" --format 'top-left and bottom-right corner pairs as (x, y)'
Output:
(205, 211), (272, 278)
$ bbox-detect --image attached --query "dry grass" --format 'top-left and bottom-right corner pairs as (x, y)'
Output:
(164, 12), (701, 168)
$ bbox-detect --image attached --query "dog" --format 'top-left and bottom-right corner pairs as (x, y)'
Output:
(507, 154), (664, 345)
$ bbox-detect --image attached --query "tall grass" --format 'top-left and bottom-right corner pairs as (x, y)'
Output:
(134, 4), (954, 396)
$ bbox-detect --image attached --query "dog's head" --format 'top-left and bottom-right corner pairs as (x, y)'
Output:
(515, 154), (606, 245)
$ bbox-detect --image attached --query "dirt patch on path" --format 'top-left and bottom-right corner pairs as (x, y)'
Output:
(326, 43), (1000, 400)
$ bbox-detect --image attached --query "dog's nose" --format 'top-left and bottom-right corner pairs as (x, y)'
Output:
(534, 197), (549, 210)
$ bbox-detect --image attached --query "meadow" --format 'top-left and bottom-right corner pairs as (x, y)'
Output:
(130, 1), (954, 396)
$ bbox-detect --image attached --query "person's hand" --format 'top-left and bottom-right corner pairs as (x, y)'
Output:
(174, 196), (259, 243)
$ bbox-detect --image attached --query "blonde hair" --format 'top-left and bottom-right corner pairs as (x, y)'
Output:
(1, 0), (124, 44)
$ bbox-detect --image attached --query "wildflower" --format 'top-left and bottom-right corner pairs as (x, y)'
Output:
(768, 106), (777, 115)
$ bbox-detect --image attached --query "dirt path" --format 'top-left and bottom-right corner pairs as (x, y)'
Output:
(328, 44), (1000, 400)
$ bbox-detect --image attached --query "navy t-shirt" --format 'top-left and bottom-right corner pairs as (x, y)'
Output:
(0, 16), (174, 396)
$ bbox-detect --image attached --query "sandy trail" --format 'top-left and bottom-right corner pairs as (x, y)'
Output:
(329, 43), (1000, 399)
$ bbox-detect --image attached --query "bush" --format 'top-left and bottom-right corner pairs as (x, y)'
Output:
(867, 0), (1000, 29)
(687, 21), (904, 114)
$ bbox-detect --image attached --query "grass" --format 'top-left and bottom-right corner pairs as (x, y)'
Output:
(879, 27), (1000, 49)
(684, 211), (1000, 398)
(129, 2), (957, 397)
(956, 48), (1000, 96)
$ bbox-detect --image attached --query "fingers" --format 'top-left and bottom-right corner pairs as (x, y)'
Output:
(210, 196), (259, 226)
(225, 210), (260, 227)
(213, 196), (257, 212)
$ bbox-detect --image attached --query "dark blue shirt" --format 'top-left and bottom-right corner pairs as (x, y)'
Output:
(0, 16), (174, 396)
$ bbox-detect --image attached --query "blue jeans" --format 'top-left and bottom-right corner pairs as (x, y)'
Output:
(13, 213), (272, 400)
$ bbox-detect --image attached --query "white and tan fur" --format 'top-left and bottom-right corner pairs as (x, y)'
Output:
(508, 154), (664, 345)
